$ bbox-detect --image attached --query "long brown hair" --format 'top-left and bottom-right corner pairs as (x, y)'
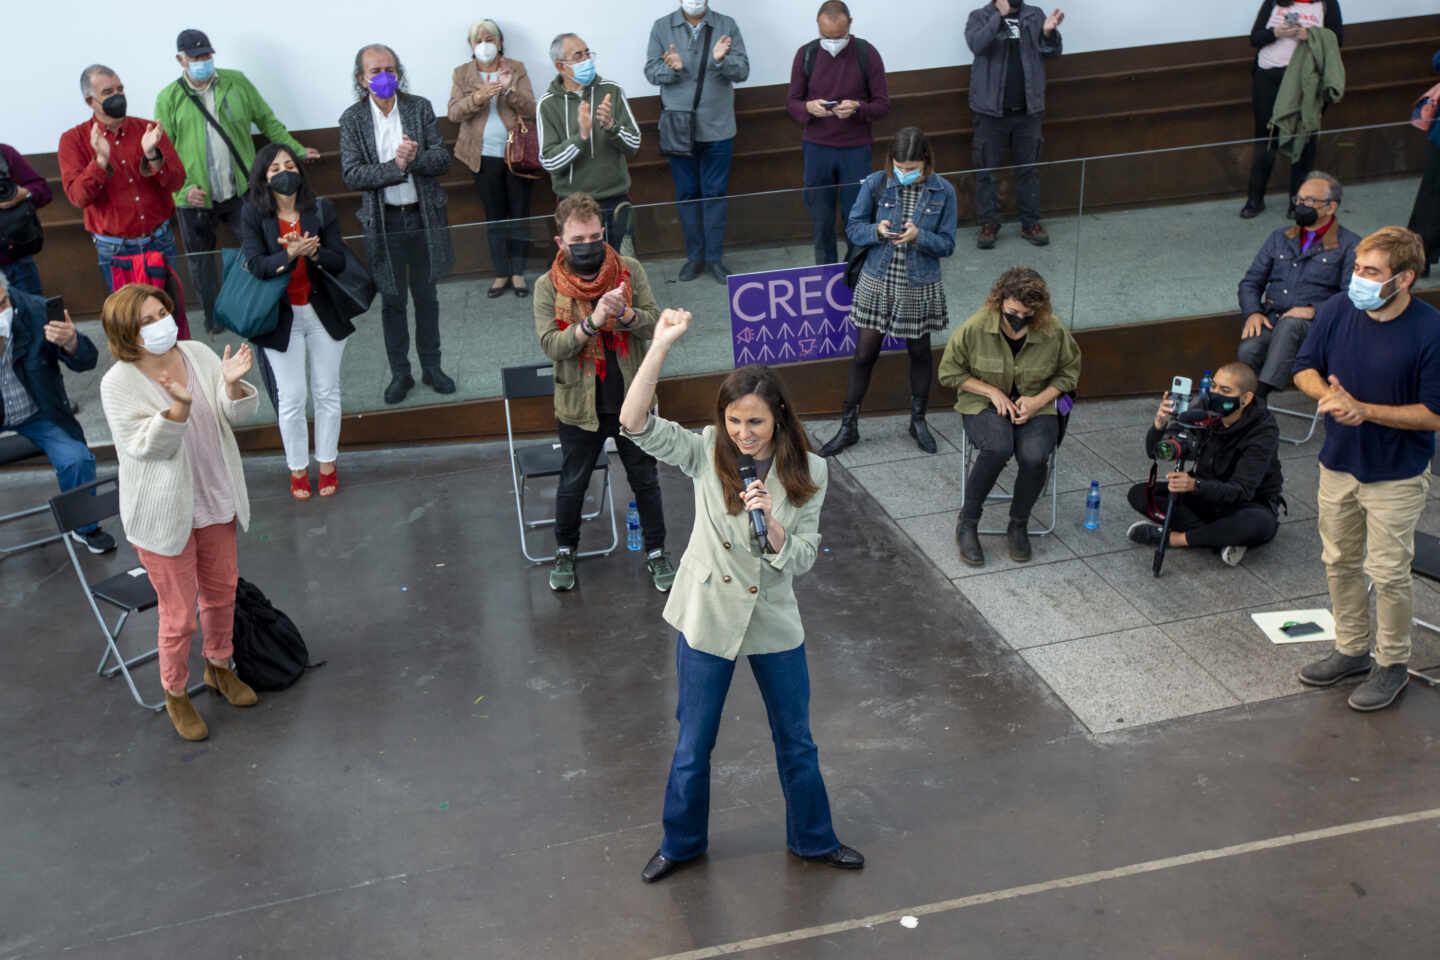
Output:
(713, 366), (819, 514)
(985, 266), (1057, 334)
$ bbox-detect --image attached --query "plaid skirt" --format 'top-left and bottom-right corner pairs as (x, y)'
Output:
(849, 270), (949, 338)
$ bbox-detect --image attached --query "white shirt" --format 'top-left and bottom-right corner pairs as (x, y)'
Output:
(369, 95), (419, 206)
(479, 70), (508, 159)
(185, 76), (236, 203)
(1258, 1), (1326, 71)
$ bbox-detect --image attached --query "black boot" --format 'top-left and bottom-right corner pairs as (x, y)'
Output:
(956, 516), (984, 567)
(908, 396), (937, 454)
(1007, 518), (1032, 563)
(819, 405), (860, 457)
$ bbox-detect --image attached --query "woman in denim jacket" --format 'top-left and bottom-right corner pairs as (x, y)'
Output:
(818, 127), (957, 457)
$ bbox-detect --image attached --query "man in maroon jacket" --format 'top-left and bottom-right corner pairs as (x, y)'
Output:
(786, 1), (889, 265)
(58, 64), (186, 294)
(0, 144), (54, 296)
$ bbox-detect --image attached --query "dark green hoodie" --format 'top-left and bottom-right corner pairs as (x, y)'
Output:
(537, 74), (641, 199)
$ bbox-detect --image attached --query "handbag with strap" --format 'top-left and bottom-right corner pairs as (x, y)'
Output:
(0, 152), (44, 260)
(658, 24), (713, 158)
(310, 198), (377, 321)
(213, 248), (288, 338)
(505, 115), (543, 180)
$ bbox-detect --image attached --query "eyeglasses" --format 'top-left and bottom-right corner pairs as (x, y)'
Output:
(1292, 195), (1332, 208)
(564, 49), (595, 64)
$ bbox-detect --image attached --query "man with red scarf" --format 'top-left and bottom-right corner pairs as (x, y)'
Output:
(535, 193), (672, 592)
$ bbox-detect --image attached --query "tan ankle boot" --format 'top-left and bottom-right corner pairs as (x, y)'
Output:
(165, 691), (210, 741)
(204, 662), (258, 707)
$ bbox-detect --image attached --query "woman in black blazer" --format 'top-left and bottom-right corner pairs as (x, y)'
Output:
(241, 143), (355, 499)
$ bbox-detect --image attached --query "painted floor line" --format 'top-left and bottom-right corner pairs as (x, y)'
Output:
(649, 805), (1440, 960)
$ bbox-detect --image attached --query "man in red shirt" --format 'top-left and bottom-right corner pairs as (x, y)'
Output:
(58, 64), (186, 293)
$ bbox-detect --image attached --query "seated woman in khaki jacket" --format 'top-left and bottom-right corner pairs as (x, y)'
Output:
(618, 308), (864, 884)
(938, 266), (1081, 568)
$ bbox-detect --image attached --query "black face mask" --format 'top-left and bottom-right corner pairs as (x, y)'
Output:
(566, 239), (607, 275)
(1204, 392), (1242, 417)
(268, 170), (302, 196)
(1003, 310), (1033, 333)
(1293, 204), (1320, 228)
(99, 93), (127, 119)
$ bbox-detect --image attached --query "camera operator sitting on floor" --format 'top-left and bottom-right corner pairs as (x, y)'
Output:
(1125, 361), (1284, 567)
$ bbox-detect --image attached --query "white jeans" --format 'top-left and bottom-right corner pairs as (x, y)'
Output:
(263, 302), (347, 471)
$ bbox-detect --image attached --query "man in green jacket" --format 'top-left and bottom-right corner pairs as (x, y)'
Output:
(153, 28), (317, 333)
(538, 33), (642, 250)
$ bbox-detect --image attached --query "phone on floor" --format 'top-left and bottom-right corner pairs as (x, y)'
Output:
(44, 296), (65, 327)
(1170, 376), (1192, 414)
(1280, 621), (1324, 638)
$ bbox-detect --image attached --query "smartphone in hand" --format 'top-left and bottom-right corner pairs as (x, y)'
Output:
(45, 296), (66, 327)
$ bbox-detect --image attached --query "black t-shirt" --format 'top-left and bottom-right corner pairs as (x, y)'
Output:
(595, 345), (625, 414)
(1003, 15), (1027, 113)
(1006, 333), (1027, 399)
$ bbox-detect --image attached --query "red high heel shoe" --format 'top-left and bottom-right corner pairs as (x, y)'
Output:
(290, 473), (313, 500)
(318, 466), (339, 497)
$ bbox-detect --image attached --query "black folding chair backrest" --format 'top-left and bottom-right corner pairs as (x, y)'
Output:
(502, 364), (557, 401)
(50, 477), (120, 535)
(1415, 532), (1440, 584)
(0, 432), (44, 466)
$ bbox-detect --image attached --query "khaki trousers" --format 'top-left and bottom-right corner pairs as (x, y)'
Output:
(1316, 465), (1430, 666)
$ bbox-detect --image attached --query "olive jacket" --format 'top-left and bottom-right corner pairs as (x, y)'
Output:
(937, 305), (1082, 416)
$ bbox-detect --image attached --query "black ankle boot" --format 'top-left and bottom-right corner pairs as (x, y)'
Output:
(1007, 518), (1032, 563)
(908, 396), (937, 454)
(956, 516), (984, 567)
(819, 405), (860, 457)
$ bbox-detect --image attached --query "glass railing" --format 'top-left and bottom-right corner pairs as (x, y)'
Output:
(41, 120), (1438, 448)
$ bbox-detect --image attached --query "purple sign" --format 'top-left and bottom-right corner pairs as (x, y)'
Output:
(727, 263), (903, 368)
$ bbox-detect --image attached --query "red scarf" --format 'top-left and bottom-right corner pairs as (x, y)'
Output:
(550, 246), (634, 381)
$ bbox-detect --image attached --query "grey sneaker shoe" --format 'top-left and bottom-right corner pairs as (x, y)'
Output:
(1007, 519), (1031, 563)
(1298, 650), (1372, 687)
(1220, 545), (1247, 567)
(1127, 521), (1163, 546)
(1348, 663), (1409, 712)
(646, 550), (676, 593)
(549, 548), (576, 592)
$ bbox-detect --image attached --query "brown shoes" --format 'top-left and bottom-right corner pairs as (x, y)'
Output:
(204, 662), (259, 707)
(165, 691), (210, 741)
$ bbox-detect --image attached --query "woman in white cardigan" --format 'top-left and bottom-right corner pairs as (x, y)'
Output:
(99, 284), (261, 741)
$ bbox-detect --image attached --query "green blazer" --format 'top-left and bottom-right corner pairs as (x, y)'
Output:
(937, 306), (1082, 416)
(623, 415), (827, 660)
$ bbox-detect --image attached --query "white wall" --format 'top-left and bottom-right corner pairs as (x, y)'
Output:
(11, 0), (1434, 154)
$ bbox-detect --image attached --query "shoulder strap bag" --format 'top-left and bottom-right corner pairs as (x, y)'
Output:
(658, 24), (713, 158)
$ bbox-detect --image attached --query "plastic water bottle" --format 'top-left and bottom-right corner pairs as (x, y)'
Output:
(1197, 369), (1213, 407)
(1084, 482), (1102, 530)
(626, 501), (642, 551)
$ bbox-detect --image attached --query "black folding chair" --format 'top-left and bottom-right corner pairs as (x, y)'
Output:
(49, 477), (204, 711)
(1402, 532), (1440, 690)
(501, 364), (618, 565)
(0, 433), (66, 557)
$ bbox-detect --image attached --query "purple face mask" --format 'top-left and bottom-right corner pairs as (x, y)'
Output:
(368, 71), (398, 99)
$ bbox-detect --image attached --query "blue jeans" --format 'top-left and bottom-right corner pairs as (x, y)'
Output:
(661, 634), (839, 862)
(12, 415), (98, 533)
(802, 142), (872, 265)
(1, 256), (42, 296)
(670, 138), (733, 264)
(93, 224), (179, 293)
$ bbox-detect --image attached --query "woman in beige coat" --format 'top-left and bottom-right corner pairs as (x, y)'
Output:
(448, 18), (538, 297)
(618, 308), (865, 884)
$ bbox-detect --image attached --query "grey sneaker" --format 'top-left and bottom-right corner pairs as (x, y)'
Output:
(1127, 521), (1163, 546)
(549, 548), (576, 592)
(1298, 650), (1372, 687)
(646, 550), (676, 593)
(1220, 545), (1247, 567)
(1348, 663), (1409, 712)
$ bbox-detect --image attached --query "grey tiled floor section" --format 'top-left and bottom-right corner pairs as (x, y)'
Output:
(809, 395), (1440, 735)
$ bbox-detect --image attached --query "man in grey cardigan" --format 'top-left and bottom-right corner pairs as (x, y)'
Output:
(965, 1), (1063, 250)
(645, 1), (749, 284)
(339, 44), (456, 405)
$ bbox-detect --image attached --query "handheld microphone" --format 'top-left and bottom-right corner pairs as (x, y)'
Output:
(736, 454), (768, 546)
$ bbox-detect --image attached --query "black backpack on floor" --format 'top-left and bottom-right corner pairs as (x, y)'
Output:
(232, 577), (324, 691)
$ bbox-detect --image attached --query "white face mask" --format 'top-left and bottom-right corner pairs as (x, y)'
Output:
(140, 313), (179, 355)
(474, 41), (499, 63)
(0, 305), (12, 339)
(819, 36), (851, 57)
(681, 0), (707, 15)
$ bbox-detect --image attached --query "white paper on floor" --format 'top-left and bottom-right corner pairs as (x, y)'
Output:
(1251, 608), (1337, 644)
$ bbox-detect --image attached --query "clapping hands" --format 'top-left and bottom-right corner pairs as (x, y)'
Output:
(394, 135), (419, 171)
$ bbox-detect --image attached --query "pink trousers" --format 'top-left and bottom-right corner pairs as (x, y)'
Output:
(134, 521), (239, 692)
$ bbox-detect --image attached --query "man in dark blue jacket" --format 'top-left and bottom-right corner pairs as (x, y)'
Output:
(0, 273), (115, 552)
(1237, 171), (1359, 398)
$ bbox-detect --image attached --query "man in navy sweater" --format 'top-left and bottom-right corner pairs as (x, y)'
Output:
(786, 1), (889, 265)
(1293, 226), (1440, 712)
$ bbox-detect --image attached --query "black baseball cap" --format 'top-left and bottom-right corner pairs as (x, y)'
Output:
(176, 29), (215, 57)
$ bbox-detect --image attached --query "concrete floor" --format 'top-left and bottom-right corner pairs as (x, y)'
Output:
(3, 411), (1440, 958)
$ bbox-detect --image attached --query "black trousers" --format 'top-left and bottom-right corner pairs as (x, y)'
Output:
(381, 205), (442, 376)
(597, 193), (632, 250)
(961, 409), (1058, 522)
(556, 412), (665, 552)
(1126, 484), (1279, 549)
(474, 157), (533, 277)
(1407, 141), (1440, 272)
(176, 195), (245, 331)
(1246, 66), (1318, 209)
(972, 112), (1044, 227)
